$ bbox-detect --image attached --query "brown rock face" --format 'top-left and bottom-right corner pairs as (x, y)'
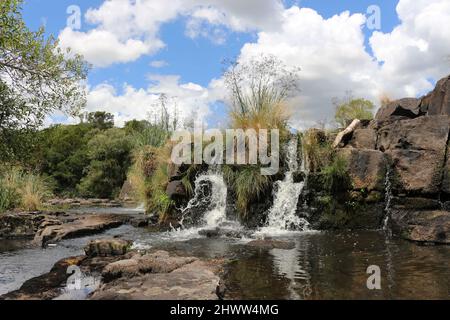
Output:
(377, 115), (450, 195)
(347, 129), (377, 149)
(375, 98), (422, 121)
(91, 251), (222, 300)
(420, 75), (450, 116)
(390, 210), (450, 244)
(338, 148), (387, 192)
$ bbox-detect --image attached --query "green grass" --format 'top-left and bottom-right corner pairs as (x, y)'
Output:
(0, 167), (53, 213)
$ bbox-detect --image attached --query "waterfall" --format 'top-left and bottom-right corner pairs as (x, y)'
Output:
(260, 139), (310, 234)
(180, 171), (228, 229)
(383, 166), (393, 232)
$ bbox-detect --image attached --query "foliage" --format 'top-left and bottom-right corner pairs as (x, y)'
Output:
(223, 55), (299, 143)
(77, 128), (133, 199)
(0, 166), (53, 212)
(223, 165), (272, 218)
(322, 156), (351, 194)
(333, 94), (375, 127)
(84, 111), (115, 130)
(302, 129), (334, 173)
(0, 0), (88, 125)
(36, 123), (93, 195)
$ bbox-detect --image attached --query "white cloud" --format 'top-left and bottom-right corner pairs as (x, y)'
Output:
(86, 75), (212, 127)
(58, 0), (284, 67)
(58, 0), (450, 130)
(370, 0), (450, 98)
(149, 60), (169, 68)
(59, 28), (161, 67)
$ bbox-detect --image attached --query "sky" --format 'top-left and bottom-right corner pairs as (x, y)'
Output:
(22, 0), (450, 129)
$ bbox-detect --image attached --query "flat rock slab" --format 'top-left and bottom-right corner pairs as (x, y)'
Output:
(246, 239), (296, 250)
(91, 260), (220, 300)
(391, 210), (450, 244)
(34, 214), (126, 246)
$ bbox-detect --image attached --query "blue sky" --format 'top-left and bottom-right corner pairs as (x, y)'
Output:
(21, 0), (450, 128)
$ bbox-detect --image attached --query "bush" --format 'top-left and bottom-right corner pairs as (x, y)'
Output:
(322, 156), (351, 194)
(223, 165), (271, 218)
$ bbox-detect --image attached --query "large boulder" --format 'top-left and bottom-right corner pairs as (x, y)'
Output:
(390, 210), (450, 244)
(347, 129), (377, 150)
(377, 115), (450, 195)
(420, 75), (450, 116)
(375, 98), (422, 121)
(337, 149), (387, 192)
(84, 238), (132, 257)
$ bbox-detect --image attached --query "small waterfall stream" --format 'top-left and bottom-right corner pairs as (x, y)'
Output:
(260, 139), (310, 234)
(383, 165), (393, 233)
(179, 170), (232, 230)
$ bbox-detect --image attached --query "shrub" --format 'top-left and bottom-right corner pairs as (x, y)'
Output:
(302, 129), (334, 173)
(224, 165), (272, 218)
(322, 156), (351, 194)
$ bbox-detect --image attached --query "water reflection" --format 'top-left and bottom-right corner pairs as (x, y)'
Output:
(225, 231), (450, 300)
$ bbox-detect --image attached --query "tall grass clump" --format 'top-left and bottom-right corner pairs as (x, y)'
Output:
(0, 167), (53, 212)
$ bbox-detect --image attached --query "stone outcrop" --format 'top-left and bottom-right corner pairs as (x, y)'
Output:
(375, 98), (422, 121)
(33, 214), (126, 246)
(336, 75), (450, 244)
(338, 148), (387, 192)
(390, 210), (450, 244)
(419, 75), (450, 116)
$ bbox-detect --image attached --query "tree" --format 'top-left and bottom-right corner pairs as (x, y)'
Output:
(334, 93), (375, 128)
(86, 111), (115, 130)
(77, 129), (133, 198)
(0, 0), (88, 131)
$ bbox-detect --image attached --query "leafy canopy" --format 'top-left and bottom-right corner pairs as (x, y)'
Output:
(334, 93), (375, 127)
(0, 0), (88, 127)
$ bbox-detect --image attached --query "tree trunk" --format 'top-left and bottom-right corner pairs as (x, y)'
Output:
(333, 119), (361, 148)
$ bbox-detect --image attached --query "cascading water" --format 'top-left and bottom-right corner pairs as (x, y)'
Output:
(260, 139), (310, 234)
(383, 165), (393, 233)
(179, 170), (231, 230)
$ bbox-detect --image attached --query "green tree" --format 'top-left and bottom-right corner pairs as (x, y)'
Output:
(85, 111), (115, 130)
(36, 124), (93, 195)
(0, 0), (88, 130)
(77, 128), (133, 199)
(334, 94), (375, 127)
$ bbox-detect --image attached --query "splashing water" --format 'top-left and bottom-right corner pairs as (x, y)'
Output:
(259, 139), (310, 235)
(180, 170), (230, 229)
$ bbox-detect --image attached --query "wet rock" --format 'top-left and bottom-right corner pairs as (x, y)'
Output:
(246, 239), (296, 250)
(392, 197), (441, 211)
(84, 238), (132, 257)
(0, 256), (85, 300)
(375, 98), (422, 121)
(377, 116), (450, 195)
(390, 210), (450, 244)
(347, 129), (377, 150)
(92, 260), (221, 300)
(338, 148), (387, 192)
(0, 212), (45, 239)
(34, 214), (126, 247)
(420, 75), (450, 116)
(102, 251), (197, 282)
(198, 227), (251, 239)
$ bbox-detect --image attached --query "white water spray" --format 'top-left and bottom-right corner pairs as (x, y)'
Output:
(260, 139), (310, 234)
(180, 171), (229, 229)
